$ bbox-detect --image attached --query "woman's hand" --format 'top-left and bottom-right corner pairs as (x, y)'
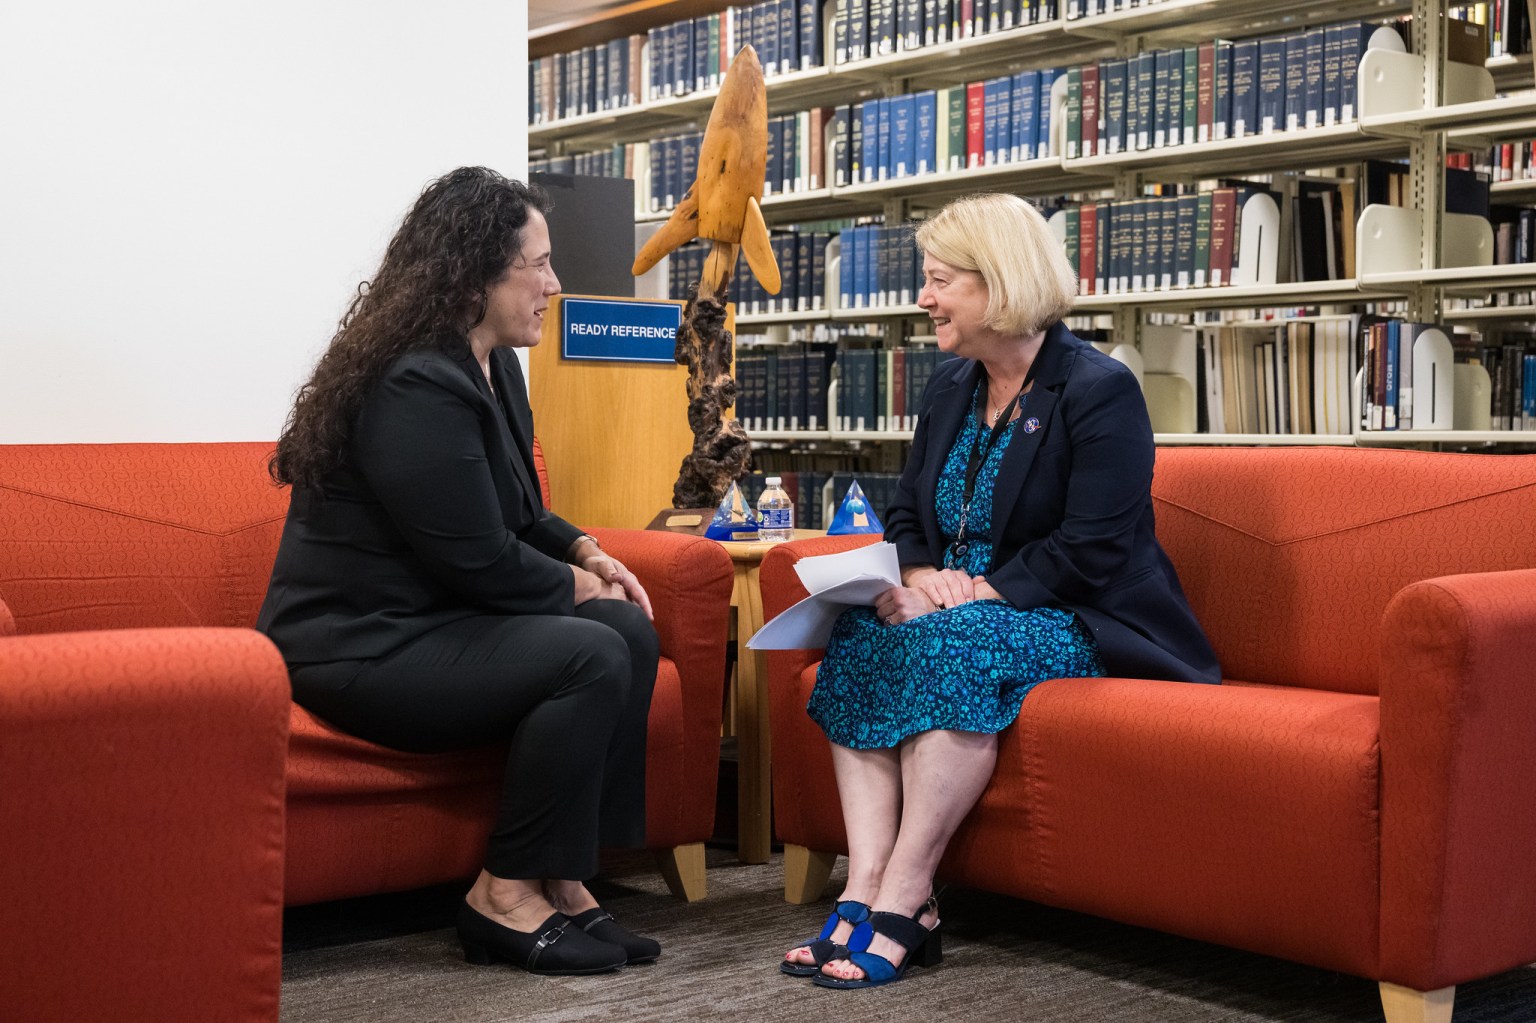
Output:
(900, 566), (977, 612)
(573, 551), (655, 620)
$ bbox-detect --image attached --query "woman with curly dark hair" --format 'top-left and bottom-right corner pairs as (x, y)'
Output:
(258, 166), (661, 976)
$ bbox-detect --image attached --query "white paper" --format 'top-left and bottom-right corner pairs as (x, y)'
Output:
(747, 542), (901, 650)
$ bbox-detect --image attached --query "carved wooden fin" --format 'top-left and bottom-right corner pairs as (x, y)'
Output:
(739, 194), (780, 294)
(631, 188), (701, 276)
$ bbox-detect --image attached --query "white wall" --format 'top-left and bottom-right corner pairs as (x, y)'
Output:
(0, 1), (528, 442)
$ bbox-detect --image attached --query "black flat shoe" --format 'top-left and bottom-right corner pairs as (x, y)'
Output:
(456, 901), (627, 975)
(568, 906), (662, 964)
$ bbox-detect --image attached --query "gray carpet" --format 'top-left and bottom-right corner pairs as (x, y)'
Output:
(282, 849), (1536, 1022)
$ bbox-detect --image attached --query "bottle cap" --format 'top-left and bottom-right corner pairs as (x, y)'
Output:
(765, 476), (782, 485)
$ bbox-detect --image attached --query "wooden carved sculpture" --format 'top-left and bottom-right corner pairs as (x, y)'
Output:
(633, 45), (781, 509)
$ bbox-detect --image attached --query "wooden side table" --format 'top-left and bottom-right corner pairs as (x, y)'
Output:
(718, 529), (822, 864)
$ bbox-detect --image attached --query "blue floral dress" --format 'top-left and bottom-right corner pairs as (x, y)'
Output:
(807, 384), (1106, 750)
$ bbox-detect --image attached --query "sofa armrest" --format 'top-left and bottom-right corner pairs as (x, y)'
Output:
(1378, 568), (1536, 990)
(0, 627), (290, 1023)
(0, 594), (14, 636)
(589, 527), (734, 688)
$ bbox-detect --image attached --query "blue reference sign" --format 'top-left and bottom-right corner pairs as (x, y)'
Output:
(561, 298), (681, 363)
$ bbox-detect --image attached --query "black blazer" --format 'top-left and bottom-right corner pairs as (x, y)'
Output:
(885, 322), (1221, 686)
(257, 336), (585, 665)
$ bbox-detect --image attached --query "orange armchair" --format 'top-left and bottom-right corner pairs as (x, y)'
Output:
(0, 441), (733, 911)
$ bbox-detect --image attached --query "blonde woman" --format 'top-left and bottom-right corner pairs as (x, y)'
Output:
(780, 193), (1219, 989)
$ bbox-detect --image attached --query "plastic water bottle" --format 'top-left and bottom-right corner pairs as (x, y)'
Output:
(757, 476), (793, 542)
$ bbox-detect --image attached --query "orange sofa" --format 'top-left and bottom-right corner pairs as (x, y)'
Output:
(762, 447), (1536, 1023)
(0, 443), (732, 927)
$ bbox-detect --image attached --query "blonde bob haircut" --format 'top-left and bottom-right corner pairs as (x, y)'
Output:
(914, 193), (1077, 336)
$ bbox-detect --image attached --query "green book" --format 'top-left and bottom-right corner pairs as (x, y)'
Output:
(945, 86), (965, 172)
(1066, 67), (1082, 160)
(1182, 46), (1199, 146)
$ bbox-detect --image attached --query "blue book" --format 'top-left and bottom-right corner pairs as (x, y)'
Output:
(1174, 194), (1199, 288)
(759, 1), (781, 74)
(1213, 41), (1233, 141)
(891, 94), (917, 177)
(833, 0), (849, 63)
(1038, 67), (1064, 159)
(1231, 39), (1259, 137)
(875, 96), (893, 180)
(860, 102), (880, 182)
(1158, 196), (1178, 290)
(781, 114), (799, 193)
(1338, 21), (1373, 123)
(849, 0), (870, 61)
(1167, 48), (1186, 146)
(1302, 26), (1325, 129)
(1283, 32), (1306, 132)
(1103, 58), (1128, 155)
(850, 100), (865, 183)
(1130, 200), (1149, 291)
(1012, 71), (1039, 162)
(779, 0), (800, 74)
(1257, 35), (1286, 134)
(800, 0), (824, 69)
(847, 227), (860, 310)
(871, 0), (896, 55)
(914, 90), (938, 174)
(982, 75), (1005, 165)
(1383, 319), (1399, 429)
(1323, 23), (1343, 126)
(693, 16), (711, 92)
(766, 116), (784, 196)
(830, 104), (852, 187)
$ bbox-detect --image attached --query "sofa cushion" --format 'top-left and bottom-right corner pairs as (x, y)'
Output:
(1153, 448), (1536, 695)
(0, 443), (286, 633)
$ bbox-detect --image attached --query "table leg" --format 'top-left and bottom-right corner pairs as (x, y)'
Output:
(734, 560), (773, 864)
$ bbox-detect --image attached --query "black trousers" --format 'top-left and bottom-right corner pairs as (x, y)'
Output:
(289, 599), (658, 880)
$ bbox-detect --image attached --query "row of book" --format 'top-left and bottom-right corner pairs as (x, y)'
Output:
(830, 0), (1058, 64)
(1182, 320), (1357, 436)
(528, 0), (826, 124)
(838, 223), (921, 310)
(734, 344), (959, 433)
(1450, 2), (1534, 58)
(1471, 140), (1536, 182)
(1456, 338), (1536, 430)
(1062, 20), (1385, 162)
(666, 231), (835, 313)
(1491, 207), (1536, 265)
(1058, 186), (1273, 296)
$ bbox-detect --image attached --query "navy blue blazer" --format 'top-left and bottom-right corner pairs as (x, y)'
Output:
(884, 322), (1221, 686)
(257, 336), (585, 666)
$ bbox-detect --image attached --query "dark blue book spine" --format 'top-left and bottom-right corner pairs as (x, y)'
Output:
(871, 0), (896, 56)
(831, 104), (852, 187)
(924, 0), (940, 45)
(839, 229), (855, 310)
(779, 0), (800, 75)
(1103, 58), (1127, 155)
(1013, 70), (1038, 162)
(693, 17), (711, 92)
(860, 102), (879, 182)
(833, 0), (850, 64)
(766, 116), (783, 196)
(1213, 41), (1233, 141)
(876, 96), (893, 180)
(781, 113), (798, 193)
(801, 0), (824, 68)
(1152, 49), (1172, 148)
(1258, 35), (1286, 134)
(1338, 22), (1370, 123)
(1174, 194), (1198, 288)
(849, 0), (869, 61)
(851, 101), (866, 182)
(1232, 39), (1259, 137)
(1303, 26), (1324, 129)
(811, 232), (829, 311)
(1323, 23), (1343, 126)
(1167, 48), (1186, 146)
(1283, 32), (1306, 132)
(891, 93), (917, 177)
(915, 90), (938, 174)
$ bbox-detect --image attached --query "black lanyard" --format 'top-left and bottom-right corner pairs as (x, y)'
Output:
(946, 365), (1037, 568)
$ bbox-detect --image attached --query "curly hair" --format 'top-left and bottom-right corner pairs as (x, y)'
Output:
(270, 167), (552, 488)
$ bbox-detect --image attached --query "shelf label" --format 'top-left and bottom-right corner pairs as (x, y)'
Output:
(560, 298), (681, 363)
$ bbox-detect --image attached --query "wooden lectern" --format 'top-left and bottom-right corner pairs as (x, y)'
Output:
(528, 294), (735, 529)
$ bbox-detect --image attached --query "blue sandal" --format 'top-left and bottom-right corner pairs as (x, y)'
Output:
(812, 897), (942, 989)
(780, 900), (871, 977)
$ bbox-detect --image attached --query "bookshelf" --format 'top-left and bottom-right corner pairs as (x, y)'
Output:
(530, 0), (1536, 452)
